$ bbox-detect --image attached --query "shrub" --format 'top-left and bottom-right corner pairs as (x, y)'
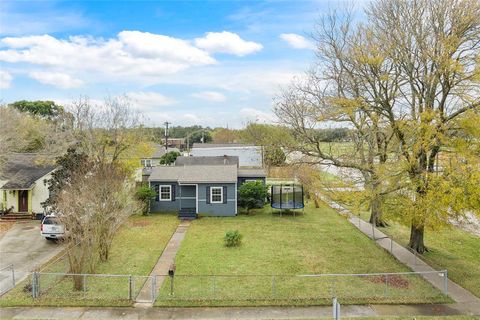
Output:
(224, 230), (242, 247)
(135, 186), (157, 215)
(238, 181), (268, 214)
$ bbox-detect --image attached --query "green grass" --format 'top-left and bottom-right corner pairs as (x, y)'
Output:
(0, 213), (179, 307)
(376, 220), (480, 299)
(155, 203), (449, 307)
(343, 199), (480, 299)
(340, 317), (478, 320)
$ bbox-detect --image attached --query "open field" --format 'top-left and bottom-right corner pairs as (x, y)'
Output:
(0, 213), (179, 307)
(155, 203), (449, 307)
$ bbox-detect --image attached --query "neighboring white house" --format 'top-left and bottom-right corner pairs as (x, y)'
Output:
(0, 154), (56, 214)
(191, 143), (263, 167)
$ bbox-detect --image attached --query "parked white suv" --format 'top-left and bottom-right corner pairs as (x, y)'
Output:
(41, 215), (65, 240)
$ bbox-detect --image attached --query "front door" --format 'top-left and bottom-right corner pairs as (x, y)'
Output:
(18, 190), (28, 212)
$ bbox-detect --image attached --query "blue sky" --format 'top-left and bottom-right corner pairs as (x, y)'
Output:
(0, 0), (359, 128)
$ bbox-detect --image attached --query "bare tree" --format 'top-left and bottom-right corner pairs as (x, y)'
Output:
(275, 0), (480, 252)
(56, 164), (139, 289)
(67, 95), (146, 167)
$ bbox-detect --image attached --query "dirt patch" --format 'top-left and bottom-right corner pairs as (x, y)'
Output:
(0, 221), (16, 240)
(369, 274), (410, 289)
(130, 220), (152, 228)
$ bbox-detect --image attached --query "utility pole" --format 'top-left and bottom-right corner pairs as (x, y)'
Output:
(164, 121), (171, 150)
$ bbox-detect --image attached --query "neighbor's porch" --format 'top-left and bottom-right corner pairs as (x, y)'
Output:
(1, 188), (32, 214)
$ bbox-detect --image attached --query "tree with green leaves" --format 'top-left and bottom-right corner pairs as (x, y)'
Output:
(160, 150), (181, 165)
(9, 100), (64, 119)
(276, 0), (480, 252)
(238, 181), (268, 214)
(135, 186), (157, 215)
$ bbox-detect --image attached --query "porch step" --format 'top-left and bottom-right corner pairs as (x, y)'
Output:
(1, 213), (32, 220)
(178, 208), (197, 220)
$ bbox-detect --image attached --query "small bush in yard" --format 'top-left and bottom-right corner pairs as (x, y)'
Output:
(224, 230), (242, 247)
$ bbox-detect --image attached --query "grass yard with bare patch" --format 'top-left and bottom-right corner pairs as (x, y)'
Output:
(155, 202), (449, 307)
(0, 213), (179, 307)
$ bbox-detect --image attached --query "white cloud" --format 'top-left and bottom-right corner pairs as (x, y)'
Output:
(280, 33), (314, 49)
(0, 70), (12, 89)
(191, 91), (226, 102)
(195, 31), (263, 57)
(29, 71), (83, 89)
(126, 91), (177, 110)
(0, 32), (217, 85)
(239, 108), (277, 123)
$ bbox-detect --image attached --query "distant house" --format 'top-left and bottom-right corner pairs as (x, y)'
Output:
(0, 154), (56, 215)
(167, 138), (186, 150)
(149, 156), (266, 219)
(191, 143), (263, 167)
(140, 144), (180, 167)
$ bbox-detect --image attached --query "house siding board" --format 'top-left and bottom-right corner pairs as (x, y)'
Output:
(150, 182), (180, 212)
(198, 183), (236, 216)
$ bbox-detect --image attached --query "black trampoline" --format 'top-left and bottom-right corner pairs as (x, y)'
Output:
(270, 184), (304, 215)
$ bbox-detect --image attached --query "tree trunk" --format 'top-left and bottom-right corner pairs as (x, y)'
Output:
(369, 193), (389, 227)
(408, 223), (428, 253)
(367, 175), (388, 227)
(72, 274), (84, 291)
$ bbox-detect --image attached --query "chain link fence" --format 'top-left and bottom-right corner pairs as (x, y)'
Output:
(0, 264), (15, 295)
(29, 272), (156, 303)
(156, 271), (449, 305)
(2, 269), (448, 305)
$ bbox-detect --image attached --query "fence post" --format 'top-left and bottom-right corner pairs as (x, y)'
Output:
(31, 272), (39, 299)
(128, 275), (132, 300)
(444, 270), (448, 296)
(212, 275), (216, 297)
(83, 274), (87, 297)
(151, 276), (156, 303)
(11, 265), (15, 287)
(271, 276), (276, 297)
(390, 238), (393, 254)
(332, 297), (340, 319)
(384, 274), (388, 297)
(170, 274), (174, 296)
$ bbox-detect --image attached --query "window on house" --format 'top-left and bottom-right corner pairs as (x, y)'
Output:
(141, 159), (152, 167)
(210, 187), (223, 203)
(160, 185), (172, 201)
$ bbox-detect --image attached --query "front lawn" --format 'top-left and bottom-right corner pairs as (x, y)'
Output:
(375, 220), (480, 299)
(332, 190), (480, 299)
(155, 203), (448, 306)
(0, 213), (179, 307)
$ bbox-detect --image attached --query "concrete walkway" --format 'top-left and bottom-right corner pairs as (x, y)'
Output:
(135, 221), (191, 306)
(319, 194), (480, 308)
(0, 302), (478, 319)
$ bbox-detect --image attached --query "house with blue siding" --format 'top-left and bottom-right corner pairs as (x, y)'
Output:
(148, 156), (266, 219)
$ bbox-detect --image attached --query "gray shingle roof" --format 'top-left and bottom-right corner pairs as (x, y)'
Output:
(151, 145), (180, 158)
(237, 168), (267, 178)
(149, 165), (237, 183)
(0, 154), (56, 189)
(175, 156), (239, 166)
(192, 143), (256, 149)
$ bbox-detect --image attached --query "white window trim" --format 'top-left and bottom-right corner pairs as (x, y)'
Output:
(210, 186), (223, 204)
(159, 185), (172, 201)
